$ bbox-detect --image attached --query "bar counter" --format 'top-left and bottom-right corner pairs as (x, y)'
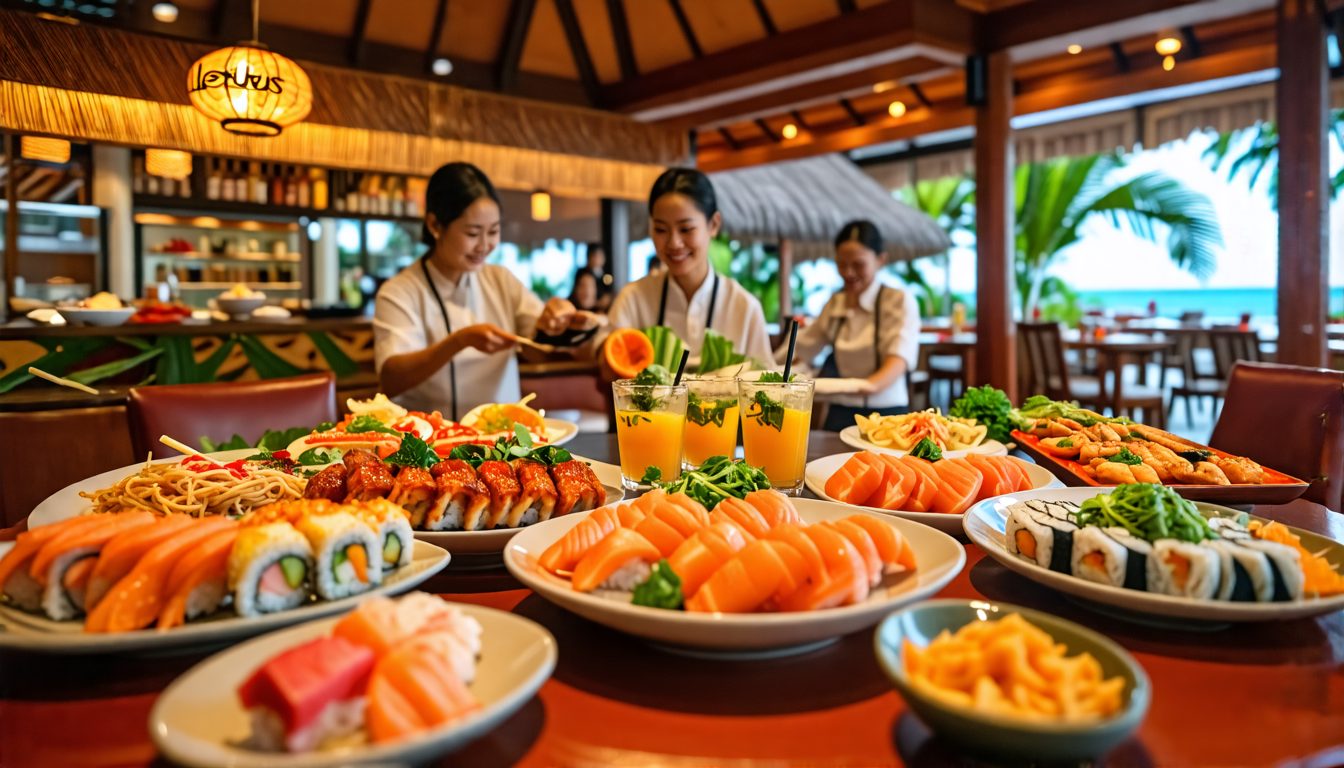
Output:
(0, 316), (371, 340)
(1, 433), (1340, 767)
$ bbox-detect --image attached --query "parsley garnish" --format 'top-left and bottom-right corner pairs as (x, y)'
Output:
(631, 560), (684, 609)
(384, 434), (441, 469)
(448, 424), (571, 467)
(1110, 447), (1144, 466)
(910, 437), (943, 461)
(640, 465), (663, 485)
(297, 447), (344, 466)
(686, 392), (735, 427)
(629, 365), (672, 412)
(345, 415), (400, 435)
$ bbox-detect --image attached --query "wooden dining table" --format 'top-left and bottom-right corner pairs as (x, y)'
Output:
(2, 433), (1343, 767)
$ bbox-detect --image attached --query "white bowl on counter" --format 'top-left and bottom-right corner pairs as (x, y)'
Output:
(216, 296), (266, 318)
(57, 307), (135, 326)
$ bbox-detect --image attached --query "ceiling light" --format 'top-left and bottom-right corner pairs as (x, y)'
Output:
(1067, 44), (1082, 55)
(781, 123), (798, 140)
(20, 136), (71, 164)
(1155, 35), (1182, 56)
(431, 57), (453, 76)
(145, 149), (193, 179)
(873, 80), (897, 94)
(1162, 54), (1175, 71)
(531, 190), (552, 222)
(151, 2), (179, 23)
(887, 101), (907, 119)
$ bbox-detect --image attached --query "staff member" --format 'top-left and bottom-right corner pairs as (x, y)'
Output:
(786, 220), (921, 431)
(373, 162), (596, 417)
(597, 168), (774, 366)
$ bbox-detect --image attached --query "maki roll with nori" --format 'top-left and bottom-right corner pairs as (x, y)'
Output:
(1005, 500), (1077, 573)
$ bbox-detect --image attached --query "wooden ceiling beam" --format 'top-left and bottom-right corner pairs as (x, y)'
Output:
(607, 0), (638, 80)
(836, 0), (857, 13)
(667, 0), (703, 58)
(497, 0), (539, 93)
(424, 0), (449, 73)
(602, 0), (971, 119)
(751, 0), (778, 36)
(349, 0), (373, 67)
(556, 0), (601, 104)
(790, 110), (809, 130)
(908, 81), (931, 107)
(1109, 41), (1131, 71)
(839, 97), (867, 125)
(988, 0), (1272, 58)
(754, 118), (781, 142)
(718, 127), (741, 150)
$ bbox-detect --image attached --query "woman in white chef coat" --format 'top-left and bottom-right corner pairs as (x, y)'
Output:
(785, 220), (921, 431)
(593, 168), (775, 367)
(373, 162), (598, 418)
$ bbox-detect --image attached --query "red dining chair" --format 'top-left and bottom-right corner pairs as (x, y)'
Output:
(128, 372), (337, 459)
(1210, 362), (1344, 510)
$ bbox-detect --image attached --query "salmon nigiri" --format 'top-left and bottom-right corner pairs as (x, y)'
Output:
(707, 510), (758, 543)
(714, 497), (772, 539)
(764, 523), (829, 592)
(85, 515), (199, 610)
(744, 490), (802, 528)
(632, 514), (689, 558)
(822, 519), (883, 588)
(537, 503), (640, 574)
(842, 514), (916, 572)
(30, 511), (157, 620)
(777, 524), (869, 611)
(86, 517), (235, 633)
(0, 515), (111, 612)
(664, 493), (711, 527)
(685, 539), (807, 613)
(366, 638), (480, 743)
(156, 525), (241, 630)
(667, 522), (748, 599)
(570, 528), (661, 593)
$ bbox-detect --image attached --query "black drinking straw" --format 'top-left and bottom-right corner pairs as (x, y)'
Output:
(781, 317), (799, 381)
(673, 348), (691, 385)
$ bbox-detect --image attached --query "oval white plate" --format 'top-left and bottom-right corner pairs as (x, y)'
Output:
(415, 456), (624, 555)
(839, 425), (1008, 458)
(504, 497), (966, 654)
(803, 452), (1063, 535)
(57, 307), (135, 326)
(0, 540), (451, 654)
(963, 486), (1344, 622)
(149, 601), (556, 768)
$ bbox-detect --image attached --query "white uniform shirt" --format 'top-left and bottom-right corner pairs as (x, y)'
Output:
(604, 270), (775, 365)
(373, 261), (542, 417)
(788, 279), (921, 408)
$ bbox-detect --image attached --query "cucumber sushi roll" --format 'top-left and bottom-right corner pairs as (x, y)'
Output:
(296, 511), (383, 600)
(1204, 539), (1273, 602)
(229, 523), (314, 617)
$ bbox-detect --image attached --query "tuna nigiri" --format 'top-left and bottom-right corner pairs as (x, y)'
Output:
(238, 635), (376, 753)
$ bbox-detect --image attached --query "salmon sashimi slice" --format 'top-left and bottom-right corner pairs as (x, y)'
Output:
(647, 501), (705, 539)
(85, 518), (236, 633)
(366, 641), (479, 743)
(963, 454), (1012, 500)
(714, 498), (772, 538)
(777, 524), (870, 611)
(763, 523), (829, 592)
(667, 523), (748, 599)
(824, 453), (884, 505)
(570, 528), (661, 592)
(632, 514), (688, 558)
(707, 511), (758, 543)
(85, 515), (199, 611)
(156, 527), (240, 630)
(537, 505), (627, 574)
(665, 494), (711, 527)
(842, 514), (917, 572)
(613, 502), (648, 528)
(870, 455), (918, 510)
(630, 489), (669, 516)
(930, 458), (984, 515)
(997, 457), (1036, 492)
(822, 519), (884, 587)
(686, 539), (804, 613)
(30, 511), (157, 586)
(900, 458), (942, 513)
(744, 490), (802, 528)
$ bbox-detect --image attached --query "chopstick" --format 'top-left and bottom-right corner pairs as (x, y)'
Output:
(510, 334), (559, 355)
(27, 367), (98, 395)
(159, 435), (223, 465)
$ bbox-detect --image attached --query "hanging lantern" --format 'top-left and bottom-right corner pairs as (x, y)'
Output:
(20, 136), (71, 164)
(187, 44), (312, 136)
(145, 149), (193, 179)
(531, 190), (552, 222)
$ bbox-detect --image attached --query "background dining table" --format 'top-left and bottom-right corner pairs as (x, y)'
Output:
(2, 433), (1342, 767)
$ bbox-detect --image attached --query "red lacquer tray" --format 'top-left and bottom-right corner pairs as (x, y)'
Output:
(1012, 430), (1310, 506)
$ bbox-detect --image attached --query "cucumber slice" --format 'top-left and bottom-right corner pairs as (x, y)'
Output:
(383, 535), (402, 566)
(331, 548), (349, 581)
(279, 556), (307, 589)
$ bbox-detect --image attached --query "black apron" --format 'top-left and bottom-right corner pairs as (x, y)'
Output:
(657, 271), (719, 330)
(820, 285), (906, 431)
(420, 256), (460, 420)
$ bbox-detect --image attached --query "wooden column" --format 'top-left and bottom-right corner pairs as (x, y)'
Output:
(3, 134), (16, 322)
(974, 51), (1016, 399)
(1276, 0), (1329, 368)
(602, 198), (630, 290)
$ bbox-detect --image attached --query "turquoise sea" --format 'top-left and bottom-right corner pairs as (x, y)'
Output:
(1073, 287), (1344, 323)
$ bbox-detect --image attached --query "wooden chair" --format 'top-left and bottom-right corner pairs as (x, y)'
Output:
(1099, 348), (1167, 428)
(1211, 362), (1344, 510)
(128, 372), (337, 458)
(1169, 328), (1260, 423)
(1017, 322), (1102, 406)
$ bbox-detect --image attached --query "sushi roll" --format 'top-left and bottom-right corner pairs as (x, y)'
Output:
(1203, 539), (1272, 602)
(345, 460), (394, 503)
(551, 460), (606, 516)
(157, 526), (241, 629)
(296, 512), (383, 600)
(387, 467), (436, 526)
(352, 498), (415, 571)
(1210, 519), (1304, 601)
(238, 635), (376, 753)
(1070, 526), (1129, 588)
(28, 511), (156, 620)
(508, 459), (558, 528)
(426, 460), (490, 531)
(476, 460), (521, 529)
(230, 522), (315, 617)
(1102, 527), (1152, 591)
(1004, 501), (1077, 573)
(1147, 540), (1221, 599)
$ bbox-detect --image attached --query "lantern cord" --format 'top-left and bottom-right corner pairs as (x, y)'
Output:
(251, 0), (260, 43)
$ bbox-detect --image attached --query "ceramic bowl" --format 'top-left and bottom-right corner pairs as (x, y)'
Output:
(57, 307), (135, 326)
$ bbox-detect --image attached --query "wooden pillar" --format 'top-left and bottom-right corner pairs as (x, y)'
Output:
(3, 134), (16, 322)
(1276, 0), (1329, 368)
(974, 51), (1016, 399)
(602, 198), (630, 290)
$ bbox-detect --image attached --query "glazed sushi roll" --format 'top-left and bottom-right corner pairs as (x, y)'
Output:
(476, 460), (521, 529)
(296, 511), (383, 600)
(1070, 526), (1129, 587)
(387, 467), (436, 527)
(1147, 540), (1220, 599)
(353, 498), (416, 571)
(1004, 501), (1077, 573)
(426, 460), (490, 531)
(508, 459), (558, 528)
(230, 522), (314, 617)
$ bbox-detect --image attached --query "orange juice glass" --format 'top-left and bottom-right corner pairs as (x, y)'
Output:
(738, 377), (814, 495)
(682, 377), (740, 470)
(613, 380), (687, 492)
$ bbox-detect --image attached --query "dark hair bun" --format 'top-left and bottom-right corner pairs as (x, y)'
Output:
(834, 219), (883, 256)
(648, 167), (718, 219)
(421, 162), (501, 247)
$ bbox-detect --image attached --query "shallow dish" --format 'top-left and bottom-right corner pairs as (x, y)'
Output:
(0, 540), (450, 654)
(148, 601), (555, 768)
(803, 451), (1062, 535)
(840, 426), (1007, 459)
(963, 486), (1344, 622)
(874, 599), (1150, 762)
(215, 296), (266, 317)
(57, 307), (135, 326)
(504, 497), (966, 655)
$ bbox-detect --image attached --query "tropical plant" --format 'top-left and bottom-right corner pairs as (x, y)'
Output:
(893, 175), (975, 316)
(710, 237), (807, 322)
(1013, 152), (1222, 318)
(1203, 111), (1344, 207)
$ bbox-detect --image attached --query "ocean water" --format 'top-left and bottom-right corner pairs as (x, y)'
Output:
(1073, 287), (1344, 323)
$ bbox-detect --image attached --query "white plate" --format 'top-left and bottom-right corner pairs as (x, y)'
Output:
(504, 498), (966, 654)
(415, 456), (624, 555)
(839, 425), (1008, 458)
(0, 541), (451, 654)
(803, 451), (1063, 535)
(57, 307), (135, 326)
(149, 601), (555, 768)
(963, 486), (1344, 623)
(541, 417), (579, 447)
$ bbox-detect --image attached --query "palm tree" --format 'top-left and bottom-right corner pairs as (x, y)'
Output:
(893, 175), (974, 316)
(1014, 152), (1222, 318)
(1203, 111), (1344, 207)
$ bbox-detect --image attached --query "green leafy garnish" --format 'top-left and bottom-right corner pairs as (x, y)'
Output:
(746, 390), (784, 431)
(1073, 483), (1213, 543)
(1127, 431), (1146, 441)
(201, 434), (249, 452)
(297, 447), (344, 466)
(652, 455), (770, 509)
(447, 424), (570, 467)
(640, 466), (663, 485)
(1177, 449), (1212, 464)
(630, 364), (673, 412)
(1011, 396), (1130, 429)
(698, 330), (748, 374)
(1110, 448), (1144, 466)
(949, 386), (1014, 444)
(315, 421), (335, 432)
(756, 371), (796, 383)
(910, 437), (943, 462)
(345, 415), (401, 435)
(642, 326), (685, 371)
(686, 391), (735, 427)
(384, 433), (441, 469)
(632, 560), (684, 609)
(1057, 438), (1074, 448)
(255, 426), (317, 452)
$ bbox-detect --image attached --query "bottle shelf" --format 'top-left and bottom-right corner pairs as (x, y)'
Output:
(146, 251), (302, 263)
(176, 282), (303, 290)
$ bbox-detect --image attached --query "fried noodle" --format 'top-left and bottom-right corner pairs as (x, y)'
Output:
(79, 459), (306, 517)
